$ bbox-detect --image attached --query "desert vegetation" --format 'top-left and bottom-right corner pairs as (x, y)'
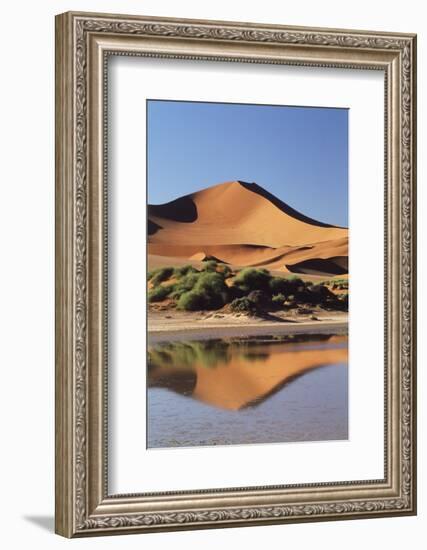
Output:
(147, 260), (348, 315)
(322, 277), (349, 291)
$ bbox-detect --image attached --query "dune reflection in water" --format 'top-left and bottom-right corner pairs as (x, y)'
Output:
(147, 334), (348, 448)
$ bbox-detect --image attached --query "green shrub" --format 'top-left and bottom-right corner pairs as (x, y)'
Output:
(201, 260), (218, 272)
(173, 264), (198, 278)
(269, 276), (305, 296)
(194, 271), (225, 290)
(176, 272), (228, 310)
(148, 285), (171, 303)
(247, 290), (270, 309)
(172, 270), (228, 299)
(228, 284), (246, 301)
(296, 287), (314, 304)
(272, 293), (286, 305)
(169, 272), (200, 299)
(233, 268), (271, 292)
(323, 278), (349, 290)
(150, 267), (174, 286)
(230, 297), (258, 314)
(287, 274), (302, 281)
(176, 290), (207, 311)
(218, 263), (232, 276)
(269, 277), (288, 294)
(307, 284), (335, 305)
(333, 279), (349, 290)
(184, 272), (201, 286)
(194, 272), (228, 308)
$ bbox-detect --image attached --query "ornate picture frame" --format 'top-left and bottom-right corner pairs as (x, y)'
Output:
(55, 11), (417, 537)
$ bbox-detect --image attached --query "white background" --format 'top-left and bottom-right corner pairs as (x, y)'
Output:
(0, 1), (424, 549)
(110, 58), (384, 493)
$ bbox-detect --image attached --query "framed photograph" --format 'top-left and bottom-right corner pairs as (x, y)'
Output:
(55, 11), (417, 537)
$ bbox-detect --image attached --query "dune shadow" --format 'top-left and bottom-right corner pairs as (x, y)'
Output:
(287, 256), (348, 276)
(148, 195), (198, 223)
(238, 181), (344, 229)
(147, 218), (163, 235)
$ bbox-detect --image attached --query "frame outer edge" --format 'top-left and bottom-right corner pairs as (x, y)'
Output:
(62, 10), (417, 40)
(409, 34), (417, 514)
(55, 12), (75, 538)
(54, 10), (417, 537)
(413, 35), (417, 514)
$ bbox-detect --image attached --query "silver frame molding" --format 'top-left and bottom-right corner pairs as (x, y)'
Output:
(55, 11), (417, 538)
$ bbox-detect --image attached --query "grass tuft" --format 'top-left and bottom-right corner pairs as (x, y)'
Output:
(148, 285), (172, 303)
(150, 267), (174, 286)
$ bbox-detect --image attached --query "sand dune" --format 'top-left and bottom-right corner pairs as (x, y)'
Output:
(148, 180), (348, 276)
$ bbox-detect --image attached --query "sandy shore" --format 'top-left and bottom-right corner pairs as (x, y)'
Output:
(148, 311), (348, 343)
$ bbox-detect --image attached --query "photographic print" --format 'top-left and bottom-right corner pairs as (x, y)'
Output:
(147, 100), (349, 449)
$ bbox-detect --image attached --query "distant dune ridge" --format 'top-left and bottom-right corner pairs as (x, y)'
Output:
(148, 181), (348, 277)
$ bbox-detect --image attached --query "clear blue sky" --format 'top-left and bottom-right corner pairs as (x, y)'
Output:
(147, 100), (348, 227)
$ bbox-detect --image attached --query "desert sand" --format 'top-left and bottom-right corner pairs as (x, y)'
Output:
(148, 180), (348, 277)
(148, 310), (348, 343)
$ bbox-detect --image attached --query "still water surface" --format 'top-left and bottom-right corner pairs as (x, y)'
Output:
(147, 334), (348, 448)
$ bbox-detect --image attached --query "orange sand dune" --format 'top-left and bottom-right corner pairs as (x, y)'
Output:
(148, 181), (348, 276)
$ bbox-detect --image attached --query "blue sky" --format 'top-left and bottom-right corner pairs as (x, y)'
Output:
(147, 100), (348, 227)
